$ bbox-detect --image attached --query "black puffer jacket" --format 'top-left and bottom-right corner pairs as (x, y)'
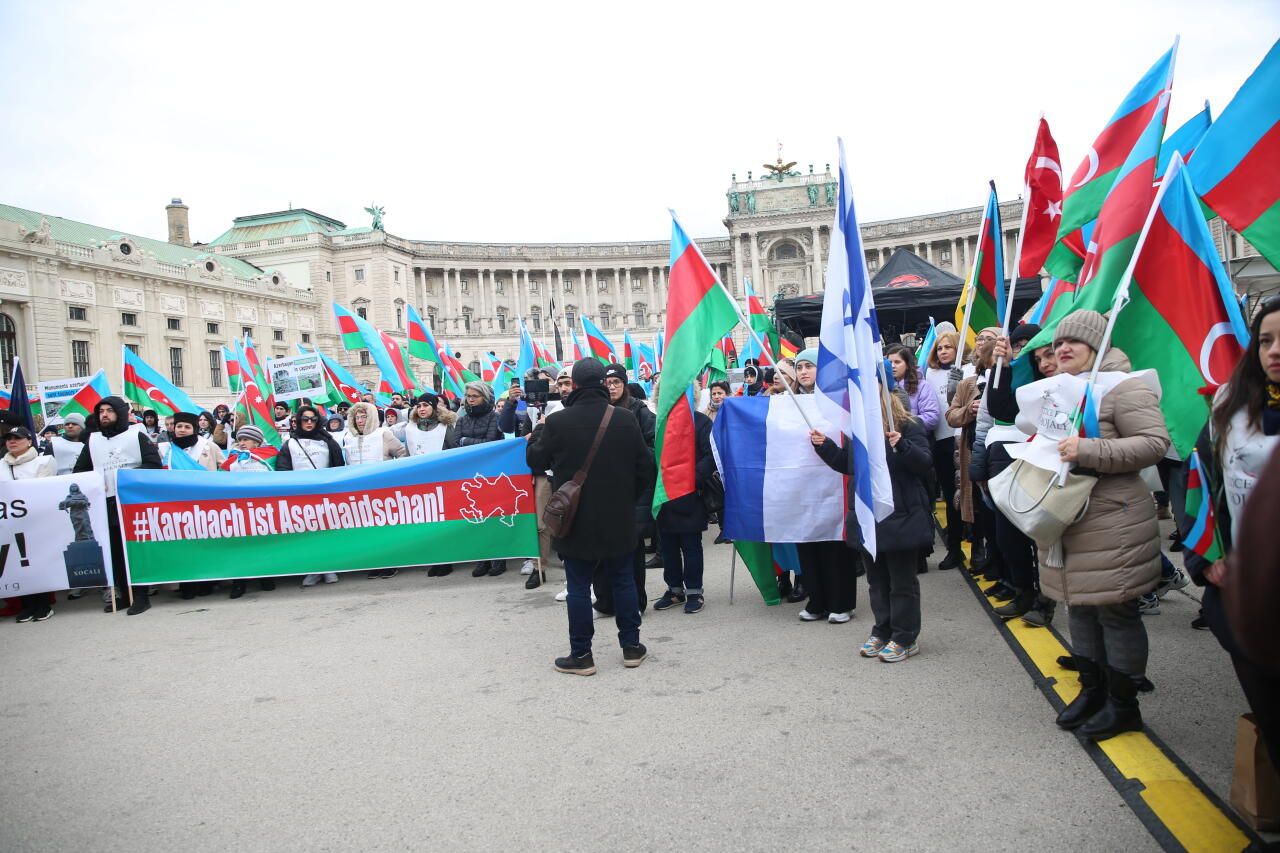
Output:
(814, 417), (933, 553)
(455, 402), (502, 446)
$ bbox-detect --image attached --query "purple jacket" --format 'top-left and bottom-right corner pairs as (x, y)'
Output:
(904, 369), (940, 432)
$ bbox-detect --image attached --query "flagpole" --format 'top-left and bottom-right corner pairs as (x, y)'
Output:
(954, 266), (978, 367)
(992, 174), (1034, 389)
(669, 210), (818, 431)
(1060, 151), (1183, 485)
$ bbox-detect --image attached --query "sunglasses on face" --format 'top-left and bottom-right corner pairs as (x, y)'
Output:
(300, 416), (318, 422)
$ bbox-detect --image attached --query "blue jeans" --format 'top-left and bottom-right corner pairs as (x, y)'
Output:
(659, 531), (704, 594)
(564, 553), (641, 656)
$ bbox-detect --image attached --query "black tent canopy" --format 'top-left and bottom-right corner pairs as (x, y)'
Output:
(773, 249), (1041, 343)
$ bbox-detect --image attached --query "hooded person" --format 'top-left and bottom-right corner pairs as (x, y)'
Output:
(341, 401), (407, 466)
(73, 396), (163, 615)
(278, 405), (345, 471)
(326, 414), (345, 434)
(163, 411), (221, 471)
(382, 404), (408, 443)
(3, 427), (58, 622)
(498, 369), (542, 438)
(599, 362), (656, 611)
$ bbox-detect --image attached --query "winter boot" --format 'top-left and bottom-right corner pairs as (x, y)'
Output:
(1055, 656), (1107, 730)
(1078, 666), (1144, 741)
(994, 589), (1037, 620)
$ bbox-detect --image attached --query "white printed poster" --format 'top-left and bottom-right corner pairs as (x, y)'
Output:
(266, 353), (325, 402)
(36, 376), (93, 422)
(0, 473), (115, 597)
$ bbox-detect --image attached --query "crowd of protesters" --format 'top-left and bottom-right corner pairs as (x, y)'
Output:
(3, 300), (1278, 768)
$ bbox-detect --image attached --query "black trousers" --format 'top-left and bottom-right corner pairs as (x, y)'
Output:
(932, 437), (962, 554)
(106, 498), (146, 605)
(592, 543), (647, 614)
(868, 549), (921, 646)
(1233, 652), (1280, 773)
(993, 507), (1037, 594)
(797, 540), (857, 614)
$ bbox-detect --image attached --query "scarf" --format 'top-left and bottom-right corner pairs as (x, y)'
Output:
(221, 446), (279, 471)
(3, 447), (38, 466)
(172, 433), (199, 450)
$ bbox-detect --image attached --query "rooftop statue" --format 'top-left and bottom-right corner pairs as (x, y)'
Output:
(364, 204), (386, 231)
(762, 143), (800, 182)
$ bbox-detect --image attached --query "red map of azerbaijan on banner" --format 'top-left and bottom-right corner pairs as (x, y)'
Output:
(115, 441), (537, 584)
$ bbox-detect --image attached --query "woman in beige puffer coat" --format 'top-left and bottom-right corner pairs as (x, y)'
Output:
(1046, 310), (1169, 742)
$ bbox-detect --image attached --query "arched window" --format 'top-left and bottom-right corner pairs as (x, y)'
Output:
(770, 241), (802, 261)
(0, 313), (15, 384)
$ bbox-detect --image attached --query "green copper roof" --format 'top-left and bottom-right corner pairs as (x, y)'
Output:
(0, 203), (266, 278)
(207, 208), (346, 246)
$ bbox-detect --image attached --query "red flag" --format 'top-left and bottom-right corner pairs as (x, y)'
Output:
(1020, 118), (1064, 278)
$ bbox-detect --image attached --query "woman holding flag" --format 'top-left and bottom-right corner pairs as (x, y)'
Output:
(924, 331), (968, 571)
(1177, 298), (1280, 771)
(1042, 311), (1169, 741)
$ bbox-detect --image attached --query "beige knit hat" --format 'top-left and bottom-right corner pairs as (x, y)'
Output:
(1053, 310), (1107, 352)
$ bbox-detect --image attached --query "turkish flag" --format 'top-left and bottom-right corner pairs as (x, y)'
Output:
(1020, 118), (1064, 278)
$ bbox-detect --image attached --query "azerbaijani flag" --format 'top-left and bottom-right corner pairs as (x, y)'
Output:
(568, 326), (586, 362)
(241, 336), (275, 412)
(122, 347), (199, 417)
(580, 316), (617, 364)
(653, 326), (664, 371)
(1189, 39), (1280, 268)
(954, 184), (1006, 338)
(741, 277), (778, 365)
(405, 304), (443, 367)
(515, 318), (537, 380)
(1046, 41), (1178, 282)
(1100, 154), (1249, 456)
(222, 346), (243, 394)
(378, 329), (417, 395)
(334, 303), (366, 350)
(58, 369), (112, 419)
(220, 446), (280, 471)
(1182, 447), (1224, 562)
(233, 339), (282, 447)
(653, 213), (740, 514)
(622, 329), (639, 373)
(301, 345), (368, 405)
(1158, 101), (1212, 179)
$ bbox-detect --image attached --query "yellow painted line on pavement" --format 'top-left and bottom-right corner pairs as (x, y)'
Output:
(947, 506), (1253, 853)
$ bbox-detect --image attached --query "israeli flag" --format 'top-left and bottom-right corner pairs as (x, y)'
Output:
(815, 139), (894, 558)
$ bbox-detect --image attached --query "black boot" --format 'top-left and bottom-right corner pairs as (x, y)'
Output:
(938, 550), (966, 571)
(1078, 666), (1144, 740)
(777, 573), (793, 600)
(229, 580), (247, 599)
(994, 589), (1037, 620)
(472, 561), (490, 578)
(786, 581), (807, 604)
(1056, 656), (1106, 730)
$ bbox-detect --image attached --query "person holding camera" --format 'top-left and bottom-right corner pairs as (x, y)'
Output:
(526, 359), (654, 675)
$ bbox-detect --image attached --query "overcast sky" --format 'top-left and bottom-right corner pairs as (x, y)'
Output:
(1, 1), (1275, 245)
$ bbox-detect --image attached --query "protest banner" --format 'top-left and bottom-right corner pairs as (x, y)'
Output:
(0, 473), (114, 597)
(36, 375), (94, 421)
(116, 440), (537, 583)
(266, 352), (326, 402)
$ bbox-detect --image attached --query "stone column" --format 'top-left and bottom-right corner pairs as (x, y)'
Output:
(645, 266), (656, 325)
(811, 227), (823, 293)
(748, 232), (762, 296)
(733, 237), (745, 294)
(658, 266), (667, 325)
(441, 268), (454, 330)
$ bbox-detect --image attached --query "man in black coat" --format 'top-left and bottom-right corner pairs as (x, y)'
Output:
(73, 396), (164, 615)
(526, 359), (655, 676)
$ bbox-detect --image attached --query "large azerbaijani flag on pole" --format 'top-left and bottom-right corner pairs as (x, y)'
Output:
(58, 369), (112, 419)
(1188, 39), (1280, 269)
(652, 212), (741, 514)
(117, 440), (538, 583)
(122, 347), (200, 417)
(1045, 41), (1178, 282)
(954, 184), (1006, 338)
(580, 316), (618, 364)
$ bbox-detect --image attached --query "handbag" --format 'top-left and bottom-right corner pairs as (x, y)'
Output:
(701, 470), (725, 516)
(989, 458), (1097, 548)
(542, 406), (614, 539)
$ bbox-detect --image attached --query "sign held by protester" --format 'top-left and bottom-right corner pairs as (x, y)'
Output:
(116, 440), (537, 583)
(0, 473), (113, 597)
(266, 353), (326, 402)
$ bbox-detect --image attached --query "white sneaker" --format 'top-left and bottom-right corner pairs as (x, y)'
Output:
(799, 609), (827, 622)
(323, 573), (339, 584)
(302, 574), (319, 587)
(555, 587), (568, 602)
(828, 611), (852, 624)
(520, 559), (535, 575)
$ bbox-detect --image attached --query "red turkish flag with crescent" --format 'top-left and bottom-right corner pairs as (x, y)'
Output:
(1020, 118), (1064, 278)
